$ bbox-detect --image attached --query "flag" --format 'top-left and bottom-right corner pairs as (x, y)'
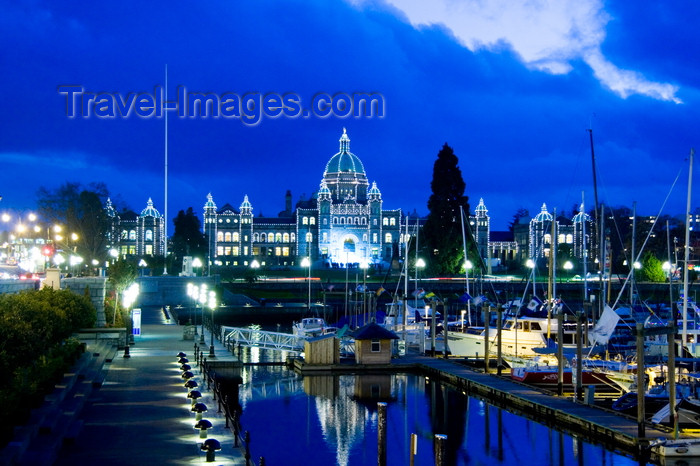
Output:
(356, 284), (367, 292)
(589, 305), (620, 345)
(412, 288), (425, 298)
(472, 295), (484, 305)
(458, 292), (472, 303)
(527, 296), (543, 311)
(376, 286), (385, 297)
(424, 292), (435, 299)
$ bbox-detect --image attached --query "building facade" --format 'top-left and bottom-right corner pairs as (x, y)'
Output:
(205, 130), (405, 268)
(106, 197), (165, 257)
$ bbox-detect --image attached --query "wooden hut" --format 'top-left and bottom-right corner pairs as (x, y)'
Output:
(303, 333), (339, 365)
(351, 323), (398, 365)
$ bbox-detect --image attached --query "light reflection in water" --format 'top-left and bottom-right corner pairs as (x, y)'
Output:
(228, 348), (640, 466)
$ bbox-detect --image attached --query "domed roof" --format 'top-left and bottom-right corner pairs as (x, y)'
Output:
(324, 128), (365, 175)
(140, 198), (161, 218)
(240, 195), (252, 212)
(475, 198), (488, 214)
(532, 203), (553, 223)
(318, 180), (331, 196)
(367, 181), (381, 197)
(204, 193), (217, 210)
(572, 204), (592, 223)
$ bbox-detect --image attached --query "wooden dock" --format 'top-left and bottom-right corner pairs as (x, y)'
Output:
(405, 354), (675, 460)
(294, 352), (681, 461)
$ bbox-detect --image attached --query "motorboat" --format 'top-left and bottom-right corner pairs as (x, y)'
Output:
(293, 317), (337, 338)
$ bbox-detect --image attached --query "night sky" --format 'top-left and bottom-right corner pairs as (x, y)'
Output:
(1, 0), (698, 230)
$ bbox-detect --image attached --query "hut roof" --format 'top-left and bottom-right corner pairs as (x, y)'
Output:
(351, 322), (398, 340)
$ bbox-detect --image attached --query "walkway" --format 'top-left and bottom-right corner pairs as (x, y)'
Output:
(54, 306), (249, 466)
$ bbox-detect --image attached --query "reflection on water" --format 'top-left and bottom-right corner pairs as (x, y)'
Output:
(229, 347), (641, 466)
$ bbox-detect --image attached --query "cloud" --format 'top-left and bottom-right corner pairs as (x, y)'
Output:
(349, 0), (681, 102)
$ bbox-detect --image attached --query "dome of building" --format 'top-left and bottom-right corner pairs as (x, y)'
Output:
(140, 198), (161, 218)
(572, 204), (592, 223)
(475, 198), (488, 215)
(204, 193), (217, 210)
(367, 181), (381, 197)
(532, 203), (553, 223)
(324, 128), (366, 175)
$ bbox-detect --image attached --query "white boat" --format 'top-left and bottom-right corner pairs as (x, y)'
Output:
(650, 437), (700, 458)
(441, 315), (587, 359)
(293, 317), (337, 338)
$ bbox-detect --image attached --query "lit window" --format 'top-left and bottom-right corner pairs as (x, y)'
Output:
(224, 247), (231, 255)
(261, 233), (267, 242)
(121, 230), (128, 239)
(323, 218), (328, 225)
(224, 232), (232, 242)
(283, 233), (290, 243)
(373, 219), (377, 226)
(306, 232), (312, 242)
(275, 233), (282, 242)
(145, 244), (153, 255)
(232, 246), (239, 256)
(322, 232), (328, 242)
(373, 233), (377, 243)
(544, 234), (551, 244)
(385, 233), (392, 243)
(145, 230), (153, 241)
(566, 234), (573, 243)
(282, 247), (290, 256)
(310, 217), (316, 225)
(253, 233), (259, 242)
(275, 247), (281, 256)
(128, 245), (136, 255)
(363, 234), (368, 242)
(390, 218), (396, 226)
(302, 216), (308, 225)
(129, 230), (136, 240)
(290, 233), (296, 242)
(383, 218), (388, 226)
(217, 232), (224, 241)
(233, 232), (240, 242)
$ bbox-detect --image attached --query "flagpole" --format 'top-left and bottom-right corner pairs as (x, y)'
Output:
(163, 64), (169, 275)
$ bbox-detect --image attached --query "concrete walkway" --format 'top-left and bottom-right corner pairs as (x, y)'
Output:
(54, 306), (249, 466)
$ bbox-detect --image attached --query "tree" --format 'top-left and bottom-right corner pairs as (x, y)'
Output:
(107, 258), (137, 324)
(508, 208), (530, 234)
(37, 182), (111, 262)
(420, 143), (470, 275)
(640, 252), (666, 283)
(171, 208), (207, 272)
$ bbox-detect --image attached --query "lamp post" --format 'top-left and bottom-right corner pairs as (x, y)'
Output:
(208, 290), (217, 358)
(199, 283), (207, 344)
(192, 257), (203, 277)
(360, 261), (368, 316)
(464, 259), (472, 325)
(526, 258), (535, 296)
(301, 257), (311, 312)
(138, 258), (147, 276)
(563, 260), (573, 282)
(415, 258), (426, 307)
(187, 283), (198, 337)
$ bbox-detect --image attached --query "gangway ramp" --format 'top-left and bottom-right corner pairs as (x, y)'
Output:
(222, 326), (355, 356)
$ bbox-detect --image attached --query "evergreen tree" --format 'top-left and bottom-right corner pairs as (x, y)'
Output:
(171, 208), (207, 270)
(421, 143), (470, 275)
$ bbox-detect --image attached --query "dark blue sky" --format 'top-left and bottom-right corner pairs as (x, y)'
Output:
(1, 0), (698, 230)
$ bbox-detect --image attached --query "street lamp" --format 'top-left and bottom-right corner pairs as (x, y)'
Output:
(187, 282), (198, 337)
(192, 257), (203, 277)
(199, 283), (207, 344)
(208, 290), (217, 358)
(526, 258), (535, 296)
(138, 258), (147, 276)
(415, 258), (426, 307)
(563, 261), (573, 282)
(301, 257), (311, 312)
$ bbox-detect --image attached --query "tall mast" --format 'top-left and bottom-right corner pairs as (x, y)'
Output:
(588, 128), (600, 283)
(630, 201), (636, 305)
(163, 64), (169, 275)
(683, 149), (695, 349)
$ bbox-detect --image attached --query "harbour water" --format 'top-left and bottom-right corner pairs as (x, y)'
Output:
(230, 346), (642, 466)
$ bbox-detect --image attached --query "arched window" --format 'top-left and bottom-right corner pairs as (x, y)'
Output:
(283, 233), (290, 242)
(566, 234), (574, 243)
(305, 232), (313, 242)
(385, 233), (392, 243)
(275, 233), (282, 242)
(544, 234), (551, 244)
(145, 229), (153, 241)
(129, 230), (136, 240)
(253, 233), (259, 242)
(302, 216), (308, 225)
(121, 230), (128, 239)
(362, 233), (368, 242)
(390, 218), (396, 226)
(361, 218), (367, 225)
(323, 218), (328, 225)
(332, 218), (338, 224)
(558, 234), (565, 244)
(340, 217), (345, 225)
(261, 233), (267, 242)
(217, 231), (224, 242)
(383, 218), (388, 226)
(224, 232), (232, 242)
(322, 232), (328, 242)
(232, 232), (240, 242)
(290, 233), (296, 242)
(310, 217), (316, 225)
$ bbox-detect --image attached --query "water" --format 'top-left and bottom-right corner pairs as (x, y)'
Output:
(227, 347), (643, 466)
